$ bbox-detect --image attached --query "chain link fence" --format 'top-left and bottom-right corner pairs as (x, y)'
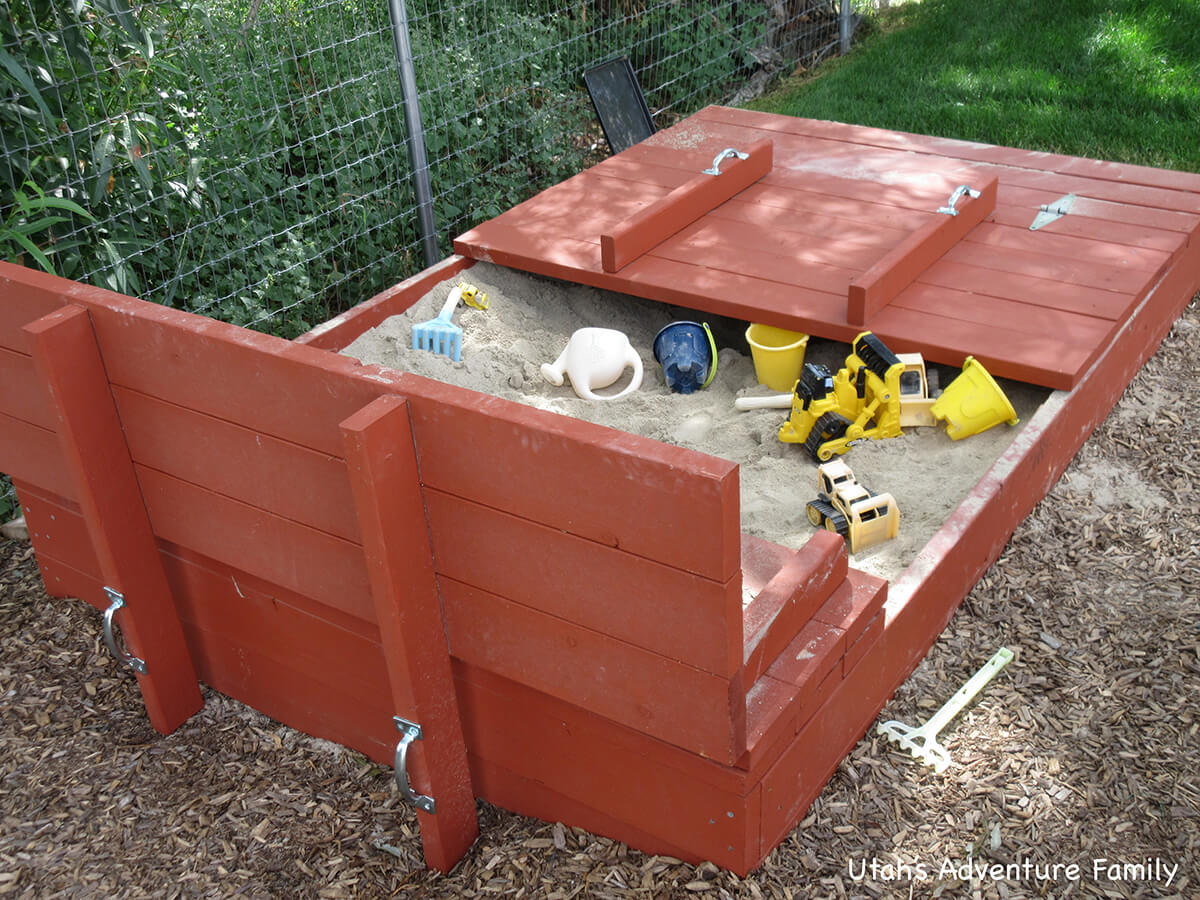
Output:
(1, 0), (868, 340)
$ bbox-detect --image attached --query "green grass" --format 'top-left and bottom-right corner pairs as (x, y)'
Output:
(752, 0), (1200, 172)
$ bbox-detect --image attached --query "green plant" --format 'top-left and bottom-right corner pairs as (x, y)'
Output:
(0, 180), (96, 273)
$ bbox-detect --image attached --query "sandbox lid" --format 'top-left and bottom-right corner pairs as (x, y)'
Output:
(454, 106), (1200, 390)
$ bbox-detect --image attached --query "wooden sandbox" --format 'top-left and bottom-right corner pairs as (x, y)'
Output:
(2, 107), (1199, 875)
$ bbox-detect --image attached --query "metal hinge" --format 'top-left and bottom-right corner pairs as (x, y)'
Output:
(393, 716), (436, 814)
(101, 587), (148, 675)
(1030, 193), (1076, 230)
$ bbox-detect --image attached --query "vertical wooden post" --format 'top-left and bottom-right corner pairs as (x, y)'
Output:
(340, 395), (477, 872)
(24, 305), (202, 733)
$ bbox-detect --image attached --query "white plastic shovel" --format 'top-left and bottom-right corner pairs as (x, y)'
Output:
(878, 647), (1014, 773)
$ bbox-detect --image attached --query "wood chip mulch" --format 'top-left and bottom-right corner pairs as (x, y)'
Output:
(1, 298), (1197, 899)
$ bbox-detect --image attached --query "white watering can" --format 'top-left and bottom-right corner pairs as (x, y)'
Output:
(540, 328), (643, 401)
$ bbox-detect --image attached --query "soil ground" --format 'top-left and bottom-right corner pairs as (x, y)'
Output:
(1, 297), (1197, 899)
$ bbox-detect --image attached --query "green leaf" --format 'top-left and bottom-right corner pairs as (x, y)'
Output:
(6, 230), (56, 274)
(92, 131), (116, 204)
(0, 48), (54, 124)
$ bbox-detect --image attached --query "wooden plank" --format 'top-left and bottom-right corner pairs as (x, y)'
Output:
(913, 262), (1134, 321)
(455, 226), (853, 338)
(742, 530), (847, 685)
(696, 106), (1200, 204)
(997, 184), (1197, 235)
(425, 488), (741, 676)
(811, 568), (888, 650)
(404, 374), (741, 583)
(869, 303), (1104, 389)
(843, 613), (882, 676)
(112, 386), (361, 543)
(893, 282), (1116, 348)
(453, 661), (759, 870)
(0, 266), (68, 353)
(441, 576), (746, 764)
(963, 221), (1174, 273)
(341, 396), (478, 873)
(24, 305), (202, 734)
(601, 138), (773, 272)
(0, 346), (52, 429)
(132, 464), (374, 623)
(17, 482), (99, 580)
(849, 176), (998, 326)
(0, 412), (73, 500)
(295, 255), (475, 351)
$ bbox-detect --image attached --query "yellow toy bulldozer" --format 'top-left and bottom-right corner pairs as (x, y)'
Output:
(779, 332), (907, 462)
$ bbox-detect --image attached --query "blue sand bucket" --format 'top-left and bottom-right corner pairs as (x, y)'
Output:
(652, 321), (718, 394)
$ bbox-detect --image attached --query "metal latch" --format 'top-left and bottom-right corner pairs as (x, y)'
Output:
(703, 147), (748, 176)
(937, 184), (981, 216)
(1029, 193), (1075, 230)
(393, 716), (436, 814)
(102, 587), (148, 675)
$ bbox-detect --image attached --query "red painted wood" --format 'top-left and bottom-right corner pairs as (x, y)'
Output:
(24, 305), (202, 734)
(466, 756), (704, 868)
(765, 620), (845, 693)
(601, 138), (773, 272)
(296, 255), (475, 351)
(16, 482), (99, 580)
(341, 396), (478, 873)
(404, 374), (741, 583)
(453, 661), (758, 869)
(913, 262), (1133, 321)
(0, 346), (52, 429)
(696, 106), (1200, 203)
(842, 613), (882, 676)
(848, 176), (998, 326)
(133, 464), (375, 622)
(997, 184), (1197, 235)
(112, 386), (361, 543)
(0, 412), (73, 501)
(811, 568), (888, 649)
(742, 531), (847, 685)
(28, 548), (109, 612)
(963, 220), (1173, 273)
(0, 267), (67, 354)
(426, 488), (740, 675)
(869, 302), (1102, 390)
(442, 576), (745, 763)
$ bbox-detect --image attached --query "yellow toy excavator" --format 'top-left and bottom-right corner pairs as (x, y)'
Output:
(778, 332), (907, 462)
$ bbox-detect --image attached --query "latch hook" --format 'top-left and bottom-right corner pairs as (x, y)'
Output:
(937, 184), (981, 216)
(102, 587), (148, 675)
(393, 716), (437, 814)
(703, 147), (749, 176)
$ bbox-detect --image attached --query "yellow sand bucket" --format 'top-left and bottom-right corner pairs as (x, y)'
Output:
(745, 323), (809, 392)
(930, 356), (1019, 440)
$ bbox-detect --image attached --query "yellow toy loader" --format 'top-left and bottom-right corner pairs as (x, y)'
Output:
(778, 332), (907, 462)
(806, 460), (900, 554)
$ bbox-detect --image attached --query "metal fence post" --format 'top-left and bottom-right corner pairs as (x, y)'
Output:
(840, 0), (852, 55)
(386, 0), (440, 268)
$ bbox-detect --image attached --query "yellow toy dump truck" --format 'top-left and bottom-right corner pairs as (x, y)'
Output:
(806, 460), (900, 554)
(778, 332), (911, 462)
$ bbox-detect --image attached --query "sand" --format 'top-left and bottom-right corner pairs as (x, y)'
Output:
(341, 262), (1049, 581)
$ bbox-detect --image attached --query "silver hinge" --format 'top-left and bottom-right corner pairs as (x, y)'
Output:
(1030, 193), (1076, 230)
(393, 716), (436, 814)
(101, 587), (148, 675)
